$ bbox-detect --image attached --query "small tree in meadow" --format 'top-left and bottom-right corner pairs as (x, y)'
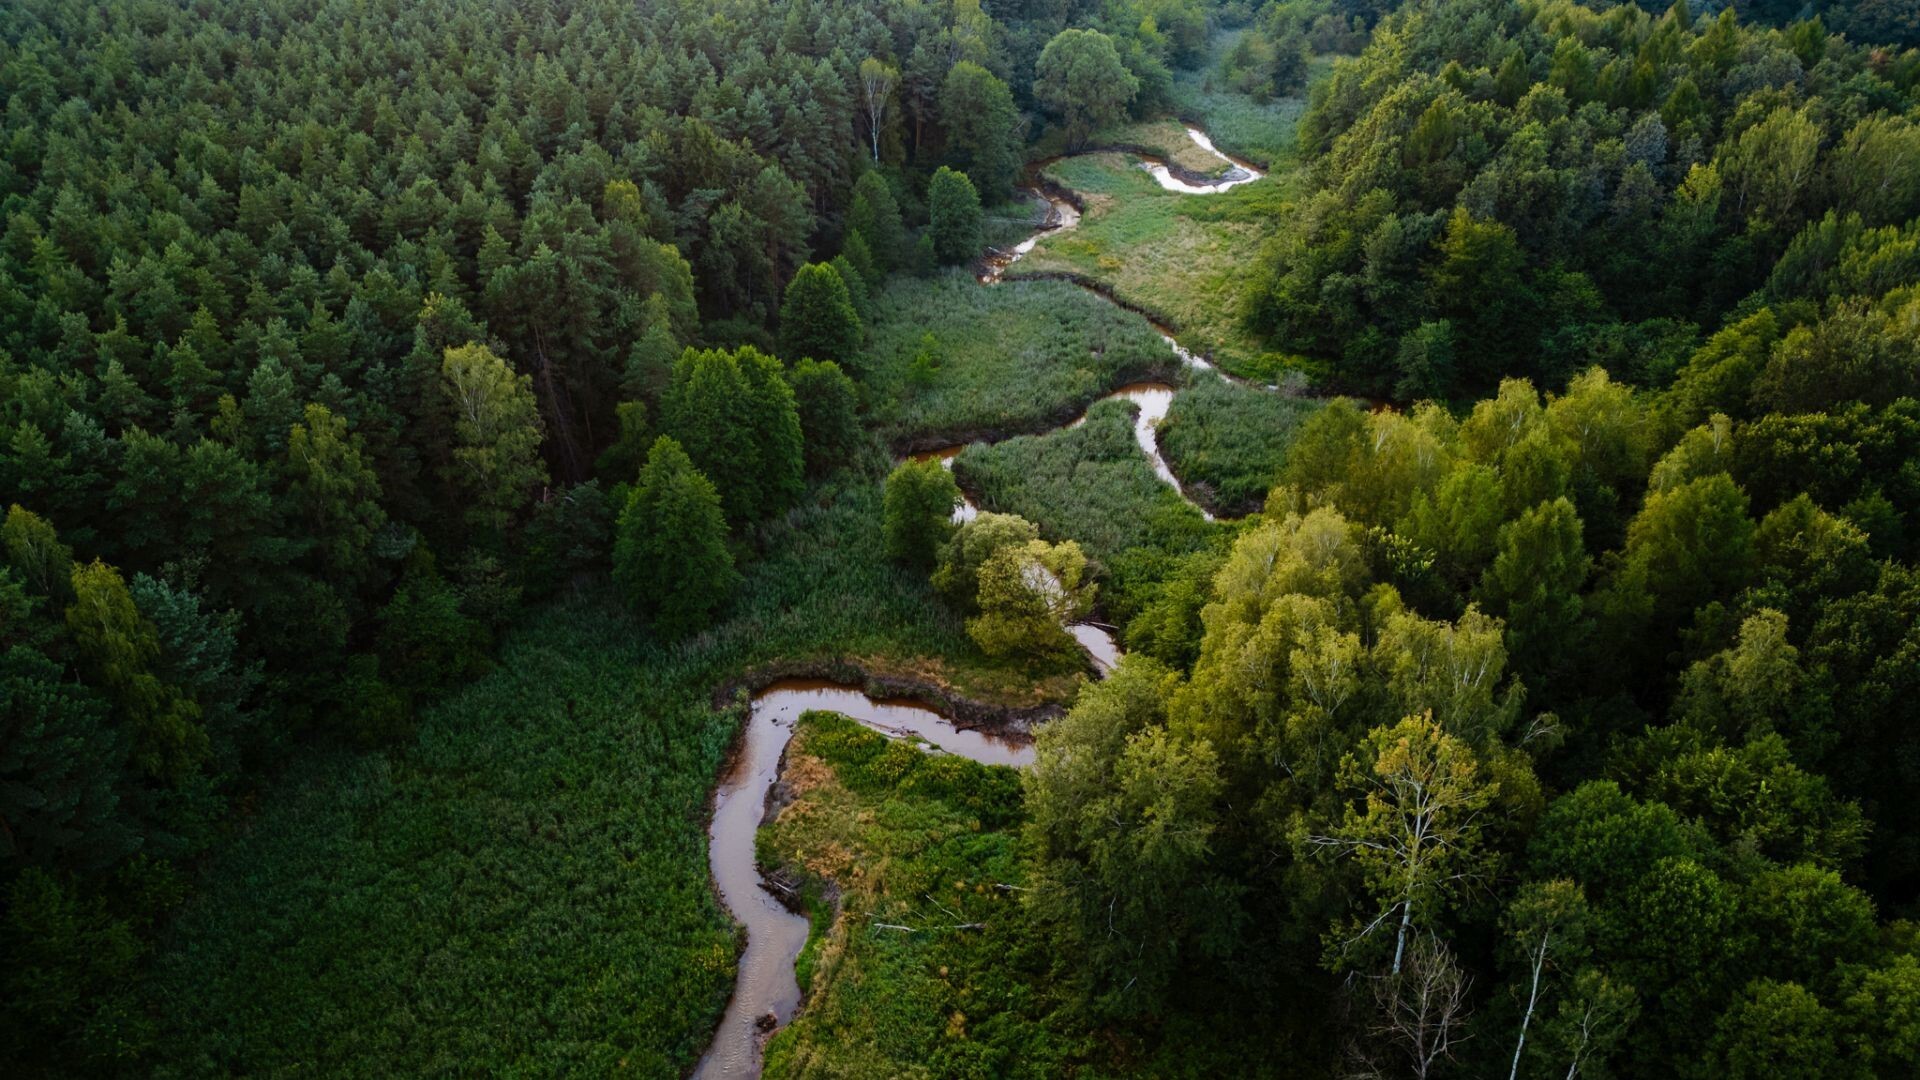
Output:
(883, 459), (960, 568)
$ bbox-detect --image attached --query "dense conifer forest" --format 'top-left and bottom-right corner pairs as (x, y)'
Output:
(2, 0), (1918, 1077)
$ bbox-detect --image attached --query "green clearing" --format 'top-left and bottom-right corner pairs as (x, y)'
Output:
(1012, 154), (1305, 384)
(1158, 379), (1325, 518)
(861, 270), (1176, 446)
(144, 473), (1081, 1078)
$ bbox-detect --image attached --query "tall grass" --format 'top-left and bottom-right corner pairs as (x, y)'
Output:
(144, 472), (1065, 1078)
(952, 398), (1215, 566)
(1160, 379), (1325, 517)
(863, 271), (1175, 445)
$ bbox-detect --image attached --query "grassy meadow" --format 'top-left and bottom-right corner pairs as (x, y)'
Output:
(1012, 153), (1303, 384)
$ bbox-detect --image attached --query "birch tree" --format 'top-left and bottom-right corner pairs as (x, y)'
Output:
(1309, 712), (1497, 975)
(858, 57), (898, 163)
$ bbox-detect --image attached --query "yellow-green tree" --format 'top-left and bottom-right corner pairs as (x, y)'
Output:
(440, 343), (548, 534)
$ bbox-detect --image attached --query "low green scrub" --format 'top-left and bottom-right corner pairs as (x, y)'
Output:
(144, 473), (1071, 1078)
(862, 270), (1174, 445)
(1015, 155), (1305, 383)
(1159, 379), (1325, 517)
(952, 397), (1214, 567)
(979, 192), (1051, 253)
(760, 712), (1083, 1079)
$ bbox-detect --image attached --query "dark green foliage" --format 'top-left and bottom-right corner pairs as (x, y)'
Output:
(1255, 0), (1920, 400)
(614, 437), (738, 637)
(881, 459), (959, 568)
(785, 359), (865, 477)
(1035, 29), (1141, 145)
(848, 172), (908, 271)
(661, 346), (805, 525)
(926, 167), (983, 265)
(940, 62), (1022, 201)
(377, 554), (488, 701)
(778, 263), (863, 366)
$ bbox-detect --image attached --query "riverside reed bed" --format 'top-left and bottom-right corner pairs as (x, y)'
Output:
(862, 270), (1176, 445)
(953, 397), (1217, 567)
(1157, 378), (1324, 518)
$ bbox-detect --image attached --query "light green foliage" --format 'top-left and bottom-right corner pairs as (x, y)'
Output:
(965, 537), (1093, 662)
(1309, 713), (1499, 975)
(1025, 657), (1222, 1013)
(285, 404), (387, 589)
(881, 458), (958, 568)
(66, 560), (206, 781)
(1708, 980), (1841, 1080)
(926, 166), (983, 265)
(3, 505), (73, 599)
(1599, 472), (1755, 645)
(779, 262), (863, 366)
(931, 511), (1039, 613)
(439, 343), (548, 534)
(613, 437), (738, 637)
(1716, 105), (1822, 225)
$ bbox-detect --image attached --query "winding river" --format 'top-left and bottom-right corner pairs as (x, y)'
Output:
(693, 124), (1260, 1079)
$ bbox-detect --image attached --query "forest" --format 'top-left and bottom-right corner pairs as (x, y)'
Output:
(1, 0), (1917, 1077)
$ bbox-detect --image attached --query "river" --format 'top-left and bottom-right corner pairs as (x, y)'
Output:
(694, 123), (1259, 1080)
